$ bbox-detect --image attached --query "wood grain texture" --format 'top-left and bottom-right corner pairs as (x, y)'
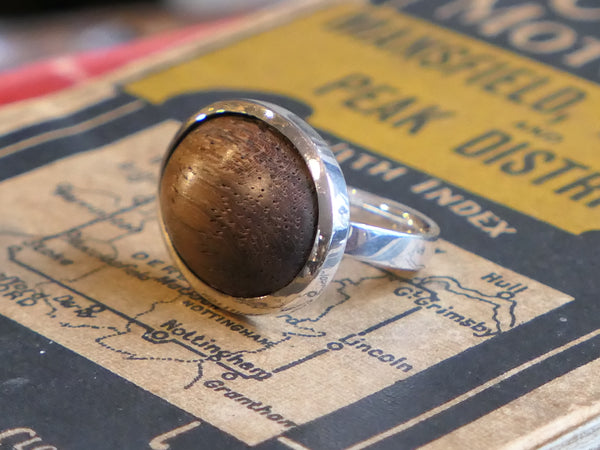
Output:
(160, 114), (318, 298)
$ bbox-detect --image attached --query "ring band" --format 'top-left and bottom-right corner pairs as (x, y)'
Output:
(158, 99), (439, 315)
(347, 187), (439, 271)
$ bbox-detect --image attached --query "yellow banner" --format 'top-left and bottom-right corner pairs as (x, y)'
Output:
(125, 3), (600, 234)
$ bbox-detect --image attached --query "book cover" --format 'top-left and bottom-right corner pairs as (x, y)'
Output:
(0, 1), (598, 448)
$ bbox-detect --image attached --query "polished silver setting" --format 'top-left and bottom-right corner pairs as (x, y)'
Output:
(347, 187), (440, 271)
(159, 99), (439, 315)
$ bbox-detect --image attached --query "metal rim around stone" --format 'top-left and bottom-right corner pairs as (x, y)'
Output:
(158, 99), (350, 315)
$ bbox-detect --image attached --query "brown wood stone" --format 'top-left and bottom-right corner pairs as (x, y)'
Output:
(159, 114), (319, 298)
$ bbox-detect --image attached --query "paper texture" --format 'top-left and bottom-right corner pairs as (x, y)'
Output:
(0, 1), (598, 449)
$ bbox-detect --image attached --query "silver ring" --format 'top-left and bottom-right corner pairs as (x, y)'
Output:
(158, 99), (439, 315)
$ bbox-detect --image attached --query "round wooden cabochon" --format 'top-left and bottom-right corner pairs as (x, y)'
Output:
(160, 114), (319, 298)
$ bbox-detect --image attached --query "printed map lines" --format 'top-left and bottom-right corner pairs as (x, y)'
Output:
(415, 276), (517, 333)
(358, 306), (422, 336)
(9, 245), (151, 330)
(39, 194), (155, 243)
(8, 245), (258, 381)
(272, 349), (330, 374)
(272, 306), (421, 374)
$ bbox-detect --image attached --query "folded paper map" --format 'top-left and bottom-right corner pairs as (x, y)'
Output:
(0, 1), (598, 448)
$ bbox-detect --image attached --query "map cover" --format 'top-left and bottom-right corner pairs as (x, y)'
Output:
(0, 0), (598, 448)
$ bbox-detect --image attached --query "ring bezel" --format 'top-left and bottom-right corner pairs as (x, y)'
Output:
(158, 99), (350, 315)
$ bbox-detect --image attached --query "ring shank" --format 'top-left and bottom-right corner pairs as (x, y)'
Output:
(345, 187), (439, 271)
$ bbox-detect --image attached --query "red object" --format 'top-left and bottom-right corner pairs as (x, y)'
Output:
(0, 18), (239, 105)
